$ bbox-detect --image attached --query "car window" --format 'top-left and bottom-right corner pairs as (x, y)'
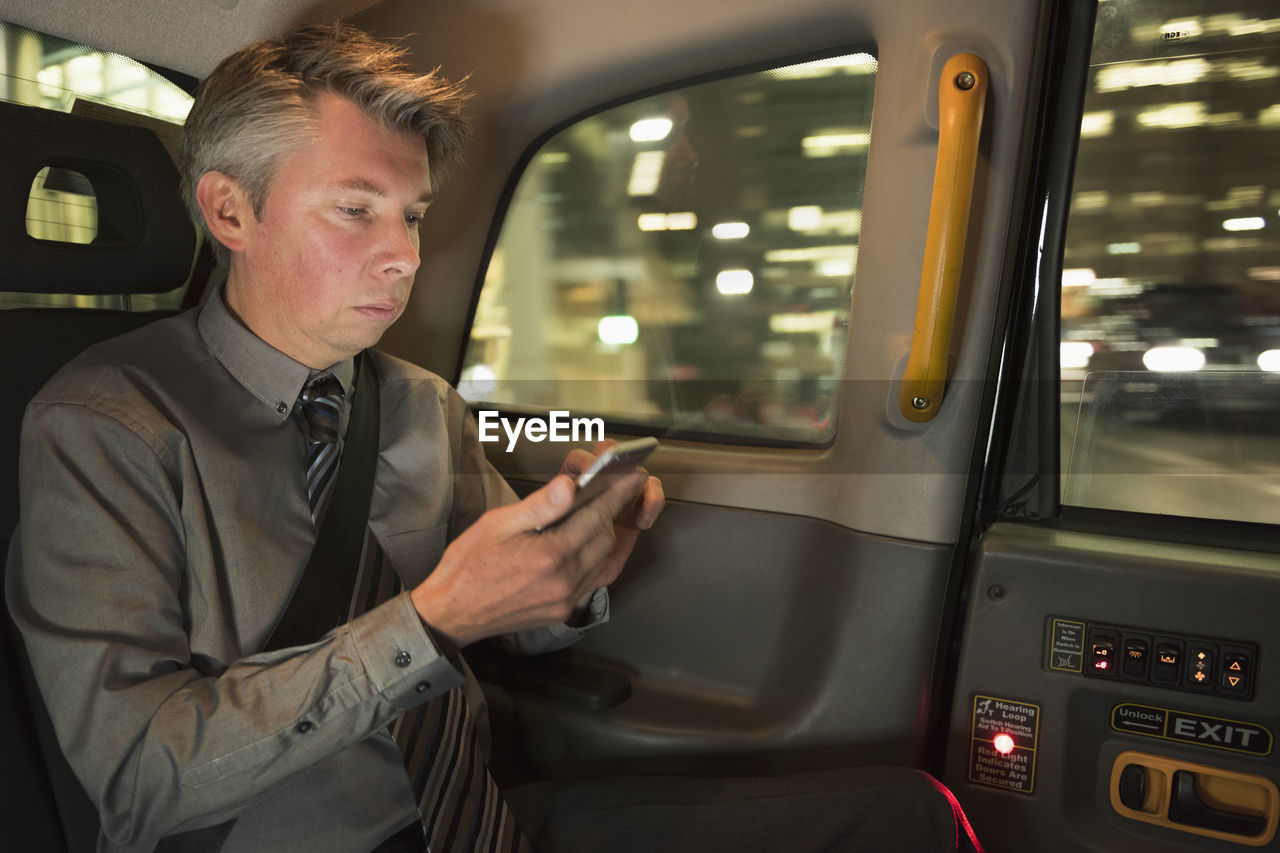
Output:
(1059, 0), (1280, 524)
(460, 51), (876, 445)
(1, 19), (194, 311)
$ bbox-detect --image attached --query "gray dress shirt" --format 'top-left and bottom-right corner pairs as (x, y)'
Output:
(7, 290), (605, 853)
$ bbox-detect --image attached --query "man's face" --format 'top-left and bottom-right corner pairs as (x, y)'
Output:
(226, 92), (433, 368)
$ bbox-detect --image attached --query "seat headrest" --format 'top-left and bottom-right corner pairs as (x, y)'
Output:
(0, 100), (196, 295)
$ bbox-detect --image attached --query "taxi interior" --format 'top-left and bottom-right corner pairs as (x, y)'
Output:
(2, 0), (1279, 851)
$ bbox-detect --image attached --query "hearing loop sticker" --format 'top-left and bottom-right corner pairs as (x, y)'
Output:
(969, 694), (1040, 794)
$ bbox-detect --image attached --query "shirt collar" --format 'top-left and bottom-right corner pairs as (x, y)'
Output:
(198, 284), (356, 423)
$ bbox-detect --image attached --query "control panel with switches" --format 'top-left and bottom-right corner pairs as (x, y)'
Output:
(1045, 618), (1258, 701)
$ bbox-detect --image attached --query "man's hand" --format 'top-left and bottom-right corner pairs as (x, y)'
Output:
(558, 441), (664, 607)
(411, 443), (664, 648)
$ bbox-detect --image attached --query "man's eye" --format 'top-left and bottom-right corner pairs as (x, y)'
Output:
(405, 213), (423, 225)
(339, 206), (365, 217)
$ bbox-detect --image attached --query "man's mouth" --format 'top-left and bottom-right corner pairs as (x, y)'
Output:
(355, 302), (403, 320)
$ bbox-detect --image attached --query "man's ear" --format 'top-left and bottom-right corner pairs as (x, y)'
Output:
(194, 171), (253, 253)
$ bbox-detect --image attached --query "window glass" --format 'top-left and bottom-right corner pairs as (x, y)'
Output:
(1, 20), (194, 311)
(27, 166), (97, 244)
(1060, 0), (1280, 524)
(461, 52), (876, 444)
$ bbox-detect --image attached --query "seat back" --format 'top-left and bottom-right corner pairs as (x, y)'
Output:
(0, 99), (200, 852)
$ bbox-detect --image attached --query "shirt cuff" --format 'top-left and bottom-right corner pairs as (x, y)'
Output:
(349, 591), (466, 707)
(502, 587), (610, 656)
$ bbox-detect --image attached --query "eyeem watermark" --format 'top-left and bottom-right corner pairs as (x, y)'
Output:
(477, 410), (604, 452)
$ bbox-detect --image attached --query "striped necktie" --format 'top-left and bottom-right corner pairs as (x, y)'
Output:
(393, 685), (531, 852)
(340, 482), (533, 852)
(298, 374), (343, 521)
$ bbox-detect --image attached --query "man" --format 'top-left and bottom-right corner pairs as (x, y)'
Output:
(8, 23), (662, 853)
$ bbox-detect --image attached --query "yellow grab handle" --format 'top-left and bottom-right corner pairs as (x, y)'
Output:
(899, 53), (988, 423)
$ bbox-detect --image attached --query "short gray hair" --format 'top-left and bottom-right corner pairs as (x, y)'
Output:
(179, 23), (470, 264)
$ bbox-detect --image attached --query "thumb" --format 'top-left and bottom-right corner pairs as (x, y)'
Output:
(507, 474), (575, 532)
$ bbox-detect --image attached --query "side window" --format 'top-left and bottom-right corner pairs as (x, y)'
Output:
(461, 52), (876, 444)
(1059, 2), (1279, 524)
(1, 20), (194, 311)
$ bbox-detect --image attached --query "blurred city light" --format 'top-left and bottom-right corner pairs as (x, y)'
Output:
(637, 212), (698, 231)
(1097, 59), (1209, 92)
(457, 364), (497, 400)
(1080, 111), (1114, 137)
(802, 130), (870, 157)
(1137, 102), (1210, 129)
(816, 259), (854, 277)
(1222, 216), (1266, 231)
(770, 311), (837, 334)
(1143, 346), (1206, 372)
(788, 205), (822, 231)
(712, 221), (750, 240)
(665, 212), (698, 230)
(597, 315), (639, 345)
(764, 246), (856, 264)
(1062, 268), (1097, 287)
(627, 151), (665, 196)
(786, 205), (860, 235)
(716, 269), (754, 295)
(629, 118), (673, 142)
(1060, 341), (1095, 368)
(1258, 350), (1280, 372)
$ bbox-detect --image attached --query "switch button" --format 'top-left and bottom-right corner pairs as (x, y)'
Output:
(1121, 637), (1150, 679)
(1185, 645), (1215, 690)
(1152, 641), (1181, 685)
(1090, 633), (1118, 677)
(1221, 653), (1251, 693)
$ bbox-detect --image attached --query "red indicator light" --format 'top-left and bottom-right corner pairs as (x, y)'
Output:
(1093, 660), (1110, 671)
(993, 733), (1016, 755)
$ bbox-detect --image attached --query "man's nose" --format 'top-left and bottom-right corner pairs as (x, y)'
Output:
(378, 218), (421, 277)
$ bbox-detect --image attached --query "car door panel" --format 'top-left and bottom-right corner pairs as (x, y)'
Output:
(947, 522), (1280, 851)
(489, 494), (953, 778)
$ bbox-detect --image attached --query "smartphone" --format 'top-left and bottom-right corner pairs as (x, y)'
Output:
(540, 436), (658, 530)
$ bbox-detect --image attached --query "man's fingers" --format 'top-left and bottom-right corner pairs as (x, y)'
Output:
(496, 474), (575, 533)
(562, 469), (647, 532)
(559, 447), (600, 478)
(636, 475), (665, 529)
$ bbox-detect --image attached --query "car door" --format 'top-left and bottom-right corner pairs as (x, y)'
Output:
(351, 0), (1041, 786)
(939, 0), (1280, 850)
(354, 0), (1280, 850)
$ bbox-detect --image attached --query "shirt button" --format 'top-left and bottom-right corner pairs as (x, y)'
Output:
(277, 401), (289, 415)
(295, 720), (314, 734)
(394, 650), (412, 668)
(415, 681), (430, 693)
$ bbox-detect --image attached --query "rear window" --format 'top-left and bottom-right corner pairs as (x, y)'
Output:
(1, 19), (195, 311)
